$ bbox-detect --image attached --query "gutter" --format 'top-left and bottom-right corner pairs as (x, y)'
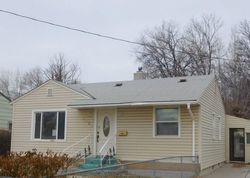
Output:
(68, 100), (198, 109)
(187, 103), (195, 157)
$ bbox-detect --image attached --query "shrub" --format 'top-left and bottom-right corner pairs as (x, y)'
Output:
(0, 130), (11, 155)
(0, 149), (72, 178)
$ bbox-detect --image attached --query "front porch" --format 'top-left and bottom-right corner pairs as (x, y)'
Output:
(62, 104), (199, 172)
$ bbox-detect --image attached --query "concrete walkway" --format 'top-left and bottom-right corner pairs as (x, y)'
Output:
(204, 164), (250, 178)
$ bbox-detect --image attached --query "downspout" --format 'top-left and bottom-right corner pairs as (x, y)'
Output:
(93, 109), (97, 156)
(187, 103), (195, 157)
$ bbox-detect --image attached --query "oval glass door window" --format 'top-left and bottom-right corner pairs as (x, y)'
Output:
(103, 116), (110, 137)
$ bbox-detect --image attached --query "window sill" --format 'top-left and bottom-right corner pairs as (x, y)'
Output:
(153, 135), (181, 139)
(31, 139), (66, 142)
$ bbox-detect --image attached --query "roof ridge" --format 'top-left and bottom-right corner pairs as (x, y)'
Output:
(70, 74), (213, 86)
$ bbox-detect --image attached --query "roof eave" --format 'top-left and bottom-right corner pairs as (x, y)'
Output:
(68, 100), (198, 109)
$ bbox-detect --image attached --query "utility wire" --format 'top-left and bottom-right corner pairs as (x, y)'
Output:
(0, 9), (231, 61)
(0, 9), (141, 45)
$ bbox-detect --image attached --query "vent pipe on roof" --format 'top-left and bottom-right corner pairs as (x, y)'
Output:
(133, 67), (147, 80)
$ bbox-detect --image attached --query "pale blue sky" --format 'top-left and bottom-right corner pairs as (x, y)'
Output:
(0, 0), (249, 82)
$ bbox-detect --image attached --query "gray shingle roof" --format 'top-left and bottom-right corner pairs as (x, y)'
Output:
(68, 75), (214, 107)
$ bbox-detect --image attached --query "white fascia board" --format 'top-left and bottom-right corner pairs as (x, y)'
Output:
(69, 100), (198, 109)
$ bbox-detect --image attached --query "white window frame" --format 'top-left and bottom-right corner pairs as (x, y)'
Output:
(153, 106), (181, 138)
(31, 109), (67, 142)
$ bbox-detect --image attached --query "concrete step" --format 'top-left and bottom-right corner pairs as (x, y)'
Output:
(80, 156), (119, 170)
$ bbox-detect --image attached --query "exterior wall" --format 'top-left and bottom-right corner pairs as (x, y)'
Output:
(116, 105), (200, 161)
(198, 79), (225, 170)
(225, 115), (250, 163)
(0, 94), (12, 130)
(11, 81), (94, 154)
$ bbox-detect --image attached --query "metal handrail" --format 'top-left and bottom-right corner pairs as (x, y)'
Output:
(62, 134), (91, 155)
(98, 135), (116, 167)
(98, 136), (112, 154)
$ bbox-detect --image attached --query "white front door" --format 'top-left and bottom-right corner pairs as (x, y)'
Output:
(96, 109), (116, 154)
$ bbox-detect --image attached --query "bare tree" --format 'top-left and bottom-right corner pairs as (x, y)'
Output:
(0, 71), (12, 99)
(220, 21), (250, 119)
(182, 14), (223, 75)
(0, 70), (26, 100)
(135, 15), (223, 78)
(0, 53), (82, 99)
(23, 67), (45, 90)
(44, 53), (81, 84)
(135, 22), (189, 78)
(12, 70), (26, 98)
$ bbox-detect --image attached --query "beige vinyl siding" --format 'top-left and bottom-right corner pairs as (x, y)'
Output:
(116, 105), (199, 161)
(198, 79), (225, 170)
(0, 95), (12, 130)
(11, 80), (94, 154)
(225, 115), (250, 163)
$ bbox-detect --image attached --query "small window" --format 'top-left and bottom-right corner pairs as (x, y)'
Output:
(246, 133), (250, 144)
(155, 108), (179, 136)
(33, 111), (66, 140)
(48, 89), (53, 96)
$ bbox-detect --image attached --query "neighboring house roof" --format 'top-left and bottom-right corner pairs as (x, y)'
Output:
(68, 74), (214, 107)
(0, 92), (11, 102)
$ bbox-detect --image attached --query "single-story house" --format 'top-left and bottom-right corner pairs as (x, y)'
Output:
(10, 72), (225, 171)
(0, 92), (12, 131)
